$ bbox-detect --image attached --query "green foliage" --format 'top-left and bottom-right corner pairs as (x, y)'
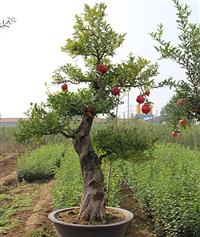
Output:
(128, 143), (200, 237)
(0, 194), (10, 202)
(62, 3), (125, 62)
(0, 127), (25, 154)
(17, 144), (65, 182)
(16, 2), (159, 143)
(14, 104), (73, 143)
(160, 95), (192, 127)
(151, 0), (200, 121)
(121, 120), (200, 151)
(26, 226), (57, 237)
(102, 158), (129, 207)
(92, 123), (156, 160)
(52, 145), (83, 208)
(52, 144), (124, 208)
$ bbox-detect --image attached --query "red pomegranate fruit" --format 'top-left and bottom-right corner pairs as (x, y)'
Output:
(96, 64), (108, 74)
(61, 83), (68, 91)
(171, 131), (178, 138)
(112, 86), (120, 96)
(142, 103), (151, 114)
(136, 95), (145, 104)
(179, 119), (186, 126)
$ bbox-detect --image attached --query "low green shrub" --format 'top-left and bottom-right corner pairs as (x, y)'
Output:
(17, 144), (65, 182)
(128, 143), (200, 237)
(92, 123), (156, 160)
(52, 146), (83, 208)
(93, 120), (200, 151)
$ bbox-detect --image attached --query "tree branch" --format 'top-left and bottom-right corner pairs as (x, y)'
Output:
(99, 153), (108, 164)
(60, 131), (75, 139)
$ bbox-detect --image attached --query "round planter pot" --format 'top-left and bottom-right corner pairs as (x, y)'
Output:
(48, 207), (133, 237)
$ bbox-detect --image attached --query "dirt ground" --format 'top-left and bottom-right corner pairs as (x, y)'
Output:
(122, 186), (156, 237)
(0, 154), (17, 179)
(0, 154), (157, 237)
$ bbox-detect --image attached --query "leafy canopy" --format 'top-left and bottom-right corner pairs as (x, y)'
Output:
(151, 0), (200, 122)
(15, 3), (159, 142)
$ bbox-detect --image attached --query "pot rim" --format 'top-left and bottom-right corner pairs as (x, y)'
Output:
(48, 207), (133, 228)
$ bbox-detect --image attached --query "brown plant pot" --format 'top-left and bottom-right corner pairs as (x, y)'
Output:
(48, 207), (133, 237)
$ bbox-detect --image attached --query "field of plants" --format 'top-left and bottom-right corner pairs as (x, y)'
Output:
(1, 121), (200, 237)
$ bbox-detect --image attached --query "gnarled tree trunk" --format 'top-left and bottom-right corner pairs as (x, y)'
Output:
(73, 115), (106, 222)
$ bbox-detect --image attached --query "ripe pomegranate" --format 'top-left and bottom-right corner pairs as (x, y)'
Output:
(112, 86), (120, 96)
(177, 98), (185, 106)
(171, 131), (178, 138)
(136, 95), (145, 104)
(179, 119), (186, 126)
(61, 83), (68, 91)
(141, 103), (151, 114)
(96, 64), (108, 74)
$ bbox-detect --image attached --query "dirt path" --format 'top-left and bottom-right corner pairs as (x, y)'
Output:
(25, 180), (54, 232)
(0, 155), (156, 237)
(3, 181), (54, 237)
(122, 186), (156, 237)
(0, 155), (54, 237)
(0, 154), (17, 179)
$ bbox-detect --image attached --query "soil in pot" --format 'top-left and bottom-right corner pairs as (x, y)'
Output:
(57, 207), (125, 225)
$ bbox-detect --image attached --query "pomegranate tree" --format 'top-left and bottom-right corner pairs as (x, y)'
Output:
(151, 0), (200, 122)
(15, 3), (159, 223)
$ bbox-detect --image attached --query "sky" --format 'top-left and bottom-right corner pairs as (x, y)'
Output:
(0, 0), (199, 118)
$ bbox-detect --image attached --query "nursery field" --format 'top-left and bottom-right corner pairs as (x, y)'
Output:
(1, 122), (200, 237)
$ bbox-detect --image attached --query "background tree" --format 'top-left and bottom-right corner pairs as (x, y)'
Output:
(150, 0), (200, 125)
(0, 17), (16, 29)
(15, 3), (159, 222)
(160, 95), (191, 127)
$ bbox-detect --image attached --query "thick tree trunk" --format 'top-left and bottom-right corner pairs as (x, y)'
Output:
(73, 115), (106, 222)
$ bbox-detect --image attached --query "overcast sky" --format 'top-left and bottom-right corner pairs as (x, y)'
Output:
(0, 0), (199, 118)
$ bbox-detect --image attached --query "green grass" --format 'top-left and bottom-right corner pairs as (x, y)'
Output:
(0, 183), (39, 233)
(17, 143), (65, 182)
(25, 226), (57, 237)
(0, 194), (10, 202)
(0, 127), (25, 154)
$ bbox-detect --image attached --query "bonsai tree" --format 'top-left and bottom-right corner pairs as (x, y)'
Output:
(151, 0), (200, 126)
(15, 3), (158, 222)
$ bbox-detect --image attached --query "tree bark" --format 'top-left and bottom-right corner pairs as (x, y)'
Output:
(73, 115), (106, 222)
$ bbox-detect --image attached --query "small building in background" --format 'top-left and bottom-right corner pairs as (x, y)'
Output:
(0, 118), (21, 127)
